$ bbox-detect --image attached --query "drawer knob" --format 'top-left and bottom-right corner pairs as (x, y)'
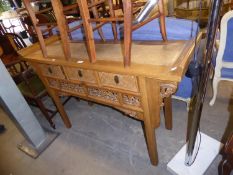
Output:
(48, 67), (53, 74)
(114, 75), (119, 84)
(78, 70), (83, 77)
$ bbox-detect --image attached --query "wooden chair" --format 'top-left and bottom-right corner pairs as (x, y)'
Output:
(77, 0), (167, 66)
(209, 10), (233, 106)
(0, 34), (62, 129)
(19, 6), (57, 43)
(173, 0), (209, 20)
(5, 33), (27, 50)
(49, 0), (167, 66)
(12, 67), (58, 129)
(0, 20), (17, 34)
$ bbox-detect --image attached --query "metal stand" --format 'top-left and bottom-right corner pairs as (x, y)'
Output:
(0, 60), (58, 158)
(167, 132), (223, 175)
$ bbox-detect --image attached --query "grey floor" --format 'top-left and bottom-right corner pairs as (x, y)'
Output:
(0, 80), (233, 175)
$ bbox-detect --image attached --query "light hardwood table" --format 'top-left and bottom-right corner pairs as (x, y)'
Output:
(18, 34), (201, 165)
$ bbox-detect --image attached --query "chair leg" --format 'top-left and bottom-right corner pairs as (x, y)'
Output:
(209, 77), (220, 106)
(158, 0), (167, 41)
(36, 99), (56, 129)
(107, 0), (118, 40)
(90, 0), (105, 41)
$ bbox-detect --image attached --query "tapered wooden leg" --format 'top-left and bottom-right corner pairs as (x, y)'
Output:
(31, 63), (72, 128)
(139, 77), (161, 166)
(49, 90), (72, 128)
(144, 121), (158, 165)
(163, 96), (172, 130)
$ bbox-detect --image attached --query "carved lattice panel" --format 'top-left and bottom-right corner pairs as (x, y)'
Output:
(87, 87), (119, 103)
(122, 94), (141, 107)
(60, 81), (86, 94)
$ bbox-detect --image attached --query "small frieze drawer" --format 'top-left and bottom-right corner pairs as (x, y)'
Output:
(39, 64), (65, 79)
(98, 72), (138, 92)
(63, 67), (97, 84)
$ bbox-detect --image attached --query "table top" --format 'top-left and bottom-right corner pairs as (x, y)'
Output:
(19, 35), (200, 82)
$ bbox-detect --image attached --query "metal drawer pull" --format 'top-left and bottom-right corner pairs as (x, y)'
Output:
(114, 75), (119, 84)
(78, 70), (83, 77)
(48, 67), (53, 74)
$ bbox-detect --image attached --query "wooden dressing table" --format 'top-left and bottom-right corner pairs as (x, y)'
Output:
(18, 33), (201, 165)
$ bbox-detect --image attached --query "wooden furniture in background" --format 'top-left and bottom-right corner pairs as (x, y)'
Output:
(209, 10), (233, 106)
(173, 0), (209, 24)
(0, 34), (60, 129)
(219, 132), (233, 175)
(19, 0), (198, 166)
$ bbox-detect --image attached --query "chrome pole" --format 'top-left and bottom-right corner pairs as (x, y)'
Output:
(185, 0), (223, 166)
(133, 0), (159, 24)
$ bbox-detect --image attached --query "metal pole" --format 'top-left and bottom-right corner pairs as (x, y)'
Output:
(0, 60), (58, 158)
(133, 0), (159, 24)
(185, 0), (223, 166)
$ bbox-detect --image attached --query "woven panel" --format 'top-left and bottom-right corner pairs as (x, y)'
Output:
(98, 72), (138, 92)
(39, 64), (65, 79)
(63, 67), (97, 84)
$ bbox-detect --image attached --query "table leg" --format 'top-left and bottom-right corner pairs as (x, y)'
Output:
(163, 96), (172, 130)
(49, 90), (72, 128)
(139, 77), (161, 165)
(32, 63), (72, 129)
(144, 120), (158, 165)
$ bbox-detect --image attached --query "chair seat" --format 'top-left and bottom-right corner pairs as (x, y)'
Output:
(221, 68), (233, 79)
(17, 75), (46, 98)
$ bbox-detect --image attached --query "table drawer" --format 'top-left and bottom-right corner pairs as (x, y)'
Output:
(64, 67), (97, 84)
(98, 72), (138, 92)
(39, 64), (65, 79)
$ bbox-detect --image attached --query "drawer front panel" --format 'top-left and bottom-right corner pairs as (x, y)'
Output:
(40, 64), (65, 79)
(98, 72), (138, 92)
(64, 67), (97, 84)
